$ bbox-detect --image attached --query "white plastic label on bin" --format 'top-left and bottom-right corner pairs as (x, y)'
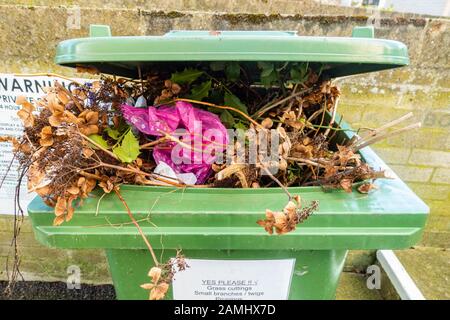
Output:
(172, 258), (295, 300)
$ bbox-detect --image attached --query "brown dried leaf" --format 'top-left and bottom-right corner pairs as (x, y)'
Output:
(35, 185), (51, 197)
(171, 83), (181, 95)
(57, 91), (70, 105)
(140, 283), (155, 290)
(340, 178), (353, 193)
(141, 266), (169, 300)
(324, 165), (338, 179)
(149, 282), (169, 300)
(78, 110), (99, 135)
(47, 93), (65, 113)
(82, 148), (95, 158)
(55, 197), (67, 216)
(357, 183), (378, 194)
(335, 145), (361, 166)
(135, 158), (143, 167)
(39, 126), (54, 147)
(53, 215), (65, 226)
(99, 178), (115, 194)
(49, 113), (62, 127)
(261, 118), (273, 129)
(67, 185), (80, 195)
(287, 121), (304, 130)
(66, 196), (76, 222)
(85, 111), (99, 124)
(16, 96), (35, 127)
(258, 196), (309, 235)
(44, 198), (56, 208)
(27, 164), (45, 191)
(76, 65), (99, 75)
(256, 209), (276, 235)
(148, 267), (162, 284)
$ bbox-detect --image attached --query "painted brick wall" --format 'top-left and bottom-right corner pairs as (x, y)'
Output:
(336, 37), (449, 247)
(0, 2), (448, 284)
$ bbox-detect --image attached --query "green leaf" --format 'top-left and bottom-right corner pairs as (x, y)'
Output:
(105, 127), (120, 140)
(233, 121), (247, 131)
(261, 71), (278, 87)
(112, 130), (140, 163)
(317, 63), (324, 77)
(220, 110), (235, 128)
(257, 62), (277, 87)
(289, 62), (309, 84)
(210, 62), (225, 71)
(88, 134), (109, 149)
(225, 62), (240, 82)
(233, 121), (248, 140)
(188, 80), (211, 101)
(224, 92), (248, 115)
(170, 68), (203, 85)
(259, 63), (275, 77)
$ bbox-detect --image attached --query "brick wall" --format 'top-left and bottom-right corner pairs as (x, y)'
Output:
(0, 2), (448, 283)
(336, 30), (449, 246)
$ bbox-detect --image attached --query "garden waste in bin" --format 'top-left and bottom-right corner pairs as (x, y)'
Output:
(27, 25), (429, 300)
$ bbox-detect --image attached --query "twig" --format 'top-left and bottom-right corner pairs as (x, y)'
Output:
(315, 96), (327, 138)
(95, 192), (107, 216)
(175, 98), (263, 129)
(359, 112), (413, 141)
(349, 112), (414, 148)
(138, 65), (144, 94)
(79, 170), (104, 181)
(114, 189), (159, 266)
(304, 167), (394, 186)
(216, 164), (247, 180)
(55, 82), (83, 112)
(78, 132), (119, 160)
(158, 131), (207, 154)
(323, 97), (339, 139)
(258, 156), (292, 200)
(353, 122), (421, 151)
(98, 162), (186, 187)
(252, 88), (312, 119)
(14, 73), (83, 86)
(287, 157), (326, 168)
(287, 157), (354, 170)
(140, 137), (167, 149)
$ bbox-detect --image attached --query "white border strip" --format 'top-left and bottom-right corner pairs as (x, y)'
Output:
(376, 250), (425, 300)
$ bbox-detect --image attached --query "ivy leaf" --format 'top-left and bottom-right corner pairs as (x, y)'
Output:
(258, 62), (274, 76)
(88, 134), (109, 149)
(210, 62), (226, 71)
(112, 130), (140, 163)
(188, 80), (211, 101)
(105, 127), (120, 140)
(170, 68), (203, 85)
(257, 62), (278, 87)
(289, 62), (309, 84)
(224, 92), (248, 115)
(225, 62), (240, 82)
(220, 110), (235, 128)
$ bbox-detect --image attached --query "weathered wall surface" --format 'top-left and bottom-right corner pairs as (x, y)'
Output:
(0, 2), (448, 283)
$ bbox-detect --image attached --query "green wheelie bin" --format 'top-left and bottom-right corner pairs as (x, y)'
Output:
(27, 25), (429, 300)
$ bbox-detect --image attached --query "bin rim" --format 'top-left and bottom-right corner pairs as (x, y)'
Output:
(55, 26), (410, 78)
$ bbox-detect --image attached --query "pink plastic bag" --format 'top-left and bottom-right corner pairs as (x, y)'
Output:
(122, 101), (229, 184)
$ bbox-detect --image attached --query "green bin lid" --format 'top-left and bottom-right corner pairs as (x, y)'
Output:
(55, 25), (409, 78)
